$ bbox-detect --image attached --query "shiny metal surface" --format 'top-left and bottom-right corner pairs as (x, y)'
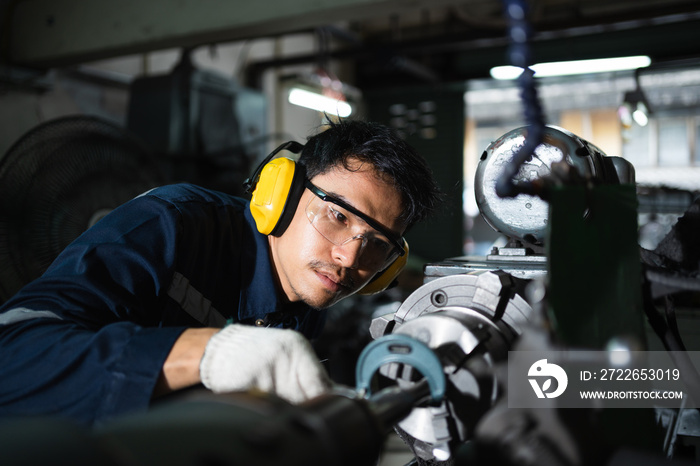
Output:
(474, 125), (634, 246)
(424, 255), (547, 281)
(370, 271), (533, 462)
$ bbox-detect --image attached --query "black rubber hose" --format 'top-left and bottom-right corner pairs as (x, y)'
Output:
(496, 0), (547, 199)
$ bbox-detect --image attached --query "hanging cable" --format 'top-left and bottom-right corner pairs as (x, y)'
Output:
(496, 0), (547, 199)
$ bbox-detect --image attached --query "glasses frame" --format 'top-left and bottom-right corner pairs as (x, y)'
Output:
(304, 179), (405, 259)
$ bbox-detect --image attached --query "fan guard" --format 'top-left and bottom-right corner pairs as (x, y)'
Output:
(0, 115), (165, 304)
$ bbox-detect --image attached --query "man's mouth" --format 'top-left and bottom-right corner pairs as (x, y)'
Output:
(314, 269), (353, 293)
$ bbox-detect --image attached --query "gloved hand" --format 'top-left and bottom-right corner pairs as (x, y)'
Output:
(199, 324), (332, 403)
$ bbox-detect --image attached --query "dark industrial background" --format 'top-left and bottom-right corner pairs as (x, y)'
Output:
(2, 0), (699, 266)
(1, 2), (700, 464)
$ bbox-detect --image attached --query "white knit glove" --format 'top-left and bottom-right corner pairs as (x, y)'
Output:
(199, 324), (332, 404)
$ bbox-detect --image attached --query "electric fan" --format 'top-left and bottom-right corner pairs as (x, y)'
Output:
(0, 115), (165, 304)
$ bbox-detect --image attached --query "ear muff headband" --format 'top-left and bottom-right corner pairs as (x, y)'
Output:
(247, 141), (305, 236)
(358, 239), (409, 295)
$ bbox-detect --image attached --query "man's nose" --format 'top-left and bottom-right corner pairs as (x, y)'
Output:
(332, 237), (364, 269)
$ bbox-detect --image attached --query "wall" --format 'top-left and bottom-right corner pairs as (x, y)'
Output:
(0, 33), (342, 164)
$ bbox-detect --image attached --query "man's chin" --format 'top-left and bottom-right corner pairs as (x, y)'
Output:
(301, 289), (354, 310)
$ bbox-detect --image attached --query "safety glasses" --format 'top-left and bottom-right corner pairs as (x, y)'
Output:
(304, 179), (405, 270)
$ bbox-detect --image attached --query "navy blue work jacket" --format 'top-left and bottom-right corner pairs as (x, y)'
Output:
(0, 184), (326, 426)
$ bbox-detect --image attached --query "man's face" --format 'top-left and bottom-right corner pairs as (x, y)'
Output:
(268, 159), (405, 309)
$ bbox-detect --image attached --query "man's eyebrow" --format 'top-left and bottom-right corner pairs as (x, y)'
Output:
(325, 190), (369, 225)
(324, 189), (402, 238)
(324, 189), (356, 210)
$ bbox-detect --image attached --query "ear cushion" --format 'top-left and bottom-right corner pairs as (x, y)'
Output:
(358, 240), (409, 295)
(249, 157), (306, 236)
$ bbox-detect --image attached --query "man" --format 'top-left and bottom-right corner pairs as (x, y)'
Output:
(0, 118), (441, 427)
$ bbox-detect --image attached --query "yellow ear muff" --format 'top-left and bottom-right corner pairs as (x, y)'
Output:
(358, 240), (409, 295)
(249, 157), (299, 236)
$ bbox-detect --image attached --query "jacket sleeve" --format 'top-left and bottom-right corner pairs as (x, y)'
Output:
(0, 191), (191, 427)
(0, 316), (185, 426)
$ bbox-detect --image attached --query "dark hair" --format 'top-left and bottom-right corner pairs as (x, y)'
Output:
(299, 118), (442, 229)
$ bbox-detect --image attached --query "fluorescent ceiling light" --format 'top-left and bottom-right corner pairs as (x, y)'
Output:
(490, 56), (652, 80)
(288, 87), (352, 117)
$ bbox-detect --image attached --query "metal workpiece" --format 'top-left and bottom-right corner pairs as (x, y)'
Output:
(424, 254), (547, 281)
(370, 271), (534, 462)
(474, 125), (635, 246)
(362, 380), (434, 431)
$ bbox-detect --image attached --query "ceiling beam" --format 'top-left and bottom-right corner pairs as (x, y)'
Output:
(351, 13), (700, 86)
(4, 0), (459, 68)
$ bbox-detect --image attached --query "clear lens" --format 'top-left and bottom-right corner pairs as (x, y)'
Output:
(306, 195), (398, 269)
